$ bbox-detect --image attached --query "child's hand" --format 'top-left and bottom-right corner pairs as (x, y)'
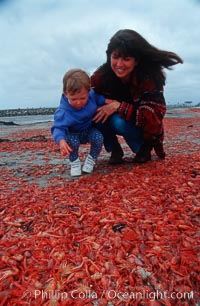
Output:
(59, 139), (72, 156)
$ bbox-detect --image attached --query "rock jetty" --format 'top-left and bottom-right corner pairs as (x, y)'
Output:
(0, 107), (56, 117)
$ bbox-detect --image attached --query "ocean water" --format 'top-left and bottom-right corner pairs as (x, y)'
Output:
(0, 114), (54, 125)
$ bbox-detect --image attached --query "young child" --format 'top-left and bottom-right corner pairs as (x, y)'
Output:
(51, 68), (113, 177)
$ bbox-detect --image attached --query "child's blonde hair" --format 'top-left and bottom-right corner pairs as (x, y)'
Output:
(63, 68), (91, 94)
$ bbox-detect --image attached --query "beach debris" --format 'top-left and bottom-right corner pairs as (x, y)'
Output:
(0, 114), (200, 305)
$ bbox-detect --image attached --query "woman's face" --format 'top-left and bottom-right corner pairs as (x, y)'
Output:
(110, 49), (137, 81)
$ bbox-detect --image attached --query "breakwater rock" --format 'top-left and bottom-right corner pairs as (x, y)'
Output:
(0, 107), (56, 117)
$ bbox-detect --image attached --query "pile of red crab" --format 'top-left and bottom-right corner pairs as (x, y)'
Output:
(0, 109), (200, 306)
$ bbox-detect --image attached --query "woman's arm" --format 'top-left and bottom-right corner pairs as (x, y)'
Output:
(93, 100), (120, 123)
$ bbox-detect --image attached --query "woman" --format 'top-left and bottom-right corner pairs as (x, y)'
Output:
(91, 29), (183, 163)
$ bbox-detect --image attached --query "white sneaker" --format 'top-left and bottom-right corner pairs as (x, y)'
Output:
(70, 158), (81, 177)
(82, 154), (96, 173)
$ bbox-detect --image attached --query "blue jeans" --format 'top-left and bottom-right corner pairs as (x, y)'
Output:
(95, 113), (143, 153)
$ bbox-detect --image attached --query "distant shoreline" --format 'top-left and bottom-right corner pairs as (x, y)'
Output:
(0, 105), (199, 118)
(0, 107), (56, 117)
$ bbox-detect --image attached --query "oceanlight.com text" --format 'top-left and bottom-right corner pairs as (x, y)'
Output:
(33, 289), (194, 302)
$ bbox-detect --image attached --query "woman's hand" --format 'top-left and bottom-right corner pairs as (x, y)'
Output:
(93, 101), (120, 123)
(59, 139), (72, 156)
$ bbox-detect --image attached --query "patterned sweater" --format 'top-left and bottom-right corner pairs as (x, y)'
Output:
(91, 72), (166, 144)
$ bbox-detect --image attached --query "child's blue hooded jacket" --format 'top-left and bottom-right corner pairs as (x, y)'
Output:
(51, 89), (105, 144)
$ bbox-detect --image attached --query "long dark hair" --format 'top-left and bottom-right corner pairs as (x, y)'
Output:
(98, 29), (183, 87)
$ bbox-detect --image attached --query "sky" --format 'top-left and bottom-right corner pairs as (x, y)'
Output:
(0, 0), (200, 110)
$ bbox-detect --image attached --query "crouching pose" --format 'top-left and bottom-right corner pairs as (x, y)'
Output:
(51, 68), (116, 176)
(91, 29), (183, 163)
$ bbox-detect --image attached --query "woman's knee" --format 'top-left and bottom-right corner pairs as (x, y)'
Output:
(110, 115), (126, 134)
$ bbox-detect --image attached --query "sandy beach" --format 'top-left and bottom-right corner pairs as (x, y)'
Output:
(0, 108), (200, 305)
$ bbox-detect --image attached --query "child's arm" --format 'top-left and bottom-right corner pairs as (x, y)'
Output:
(51, 108), (73, 156)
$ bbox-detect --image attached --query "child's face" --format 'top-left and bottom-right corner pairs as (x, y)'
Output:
(66, 88), (89, 110)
